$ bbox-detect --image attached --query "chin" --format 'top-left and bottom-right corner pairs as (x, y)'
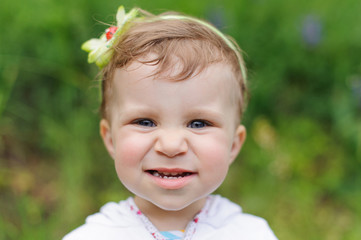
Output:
(152, 198), (192, 211)
(151, 193), (208, 212)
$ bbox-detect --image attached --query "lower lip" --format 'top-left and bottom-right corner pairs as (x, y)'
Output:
(147, 173), (195, 190)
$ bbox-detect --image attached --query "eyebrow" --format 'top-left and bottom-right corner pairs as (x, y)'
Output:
(116, 105), (227, 125)
(117, 106), (157, 118)
(184, 108), (225, 123)
(185, 108), (222, 116)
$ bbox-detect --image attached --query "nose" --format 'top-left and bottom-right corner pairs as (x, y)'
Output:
(154, 129), (188, 157)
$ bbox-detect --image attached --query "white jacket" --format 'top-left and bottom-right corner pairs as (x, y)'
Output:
(63, 195), (277, 240)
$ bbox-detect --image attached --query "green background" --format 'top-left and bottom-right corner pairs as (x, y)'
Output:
(1, 0), (360, 239)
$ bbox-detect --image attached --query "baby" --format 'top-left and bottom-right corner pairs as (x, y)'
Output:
(63, 6), (278, 240)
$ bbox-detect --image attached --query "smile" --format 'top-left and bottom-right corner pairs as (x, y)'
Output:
(146, 170), (193, 179)
(145, 168), (196, 189)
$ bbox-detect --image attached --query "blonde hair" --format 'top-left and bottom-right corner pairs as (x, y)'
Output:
(100, 11), (248, 120)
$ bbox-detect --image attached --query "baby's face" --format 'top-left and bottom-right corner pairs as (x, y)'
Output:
(100, 61), (246, 212)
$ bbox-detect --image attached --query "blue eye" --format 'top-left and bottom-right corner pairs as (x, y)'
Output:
(188, 120), (210, 129)
(133, 119), (156, 127)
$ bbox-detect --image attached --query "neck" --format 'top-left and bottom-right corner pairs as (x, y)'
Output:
(134, 196), (207, 231)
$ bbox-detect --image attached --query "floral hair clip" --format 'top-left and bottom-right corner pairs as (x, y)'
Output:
(81, 6), (139, 68)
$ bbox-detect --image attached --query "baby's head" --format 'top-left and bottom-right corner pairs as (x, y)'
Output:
(96, 8), (248, 123)
(83, 6), (248, 212)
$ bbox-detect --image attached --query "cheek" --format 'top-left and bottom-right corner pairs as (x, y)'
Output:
(196, 137), (230, 194)
(113, 131), (152, 167)
(196, 134), (232, 173)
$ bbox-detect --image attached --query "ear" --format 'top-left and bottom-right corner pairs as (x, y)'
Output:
(100, 119), (115, 159)
(229, 125), (246, 164)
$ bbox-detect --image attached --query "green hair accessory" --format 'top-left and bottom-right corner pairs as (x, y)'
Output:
(81, 6), (139, 68)
(81, 6), (246, 83)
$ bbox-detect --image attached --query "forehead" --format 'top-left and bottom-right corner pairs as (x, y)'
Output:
(109, 61), (241, 122)
(114, 60), (238, 100)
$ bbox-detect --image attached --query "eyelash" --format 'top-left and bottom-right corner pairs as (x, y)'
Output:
(187, 120), (212, 129)
(131, 119), (212, 128)
(131, 119), (156, 127)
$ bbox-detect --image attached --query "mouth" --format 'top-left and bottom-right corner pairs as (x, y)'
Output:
(145, 168), (196, 189)
(145, 169), (195, 179)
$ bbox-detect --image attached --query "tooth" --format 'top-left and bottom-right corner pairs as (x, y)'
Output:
(163, 176), (169, 179)
(153, 172), (160, 177)
(170, 172), (178, 176)
(163, 172), (170, 176)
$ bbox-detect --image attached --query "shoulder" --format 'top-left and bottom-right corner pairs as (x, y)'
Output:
(62, 198), (152, 240)
(195, 195), (278, 240)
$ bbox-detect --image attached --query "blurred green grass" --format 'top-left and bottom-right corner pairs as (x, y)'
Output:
(0, 0), (360, 239)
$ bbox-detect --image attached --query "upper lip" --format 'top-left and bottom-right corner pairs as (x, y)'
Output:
(145, 168), (195, 174)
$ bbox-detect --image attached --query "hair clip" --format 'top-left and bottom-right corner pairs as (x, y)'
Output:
(81, 6), (139, 68)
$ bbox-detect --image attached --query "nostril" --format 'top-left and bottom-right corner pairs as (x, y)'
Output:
(154, 135), (188, 157)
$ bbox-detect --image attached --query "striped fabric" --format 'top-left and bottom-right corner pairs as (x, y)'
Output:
(159, 230), (185, 240)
